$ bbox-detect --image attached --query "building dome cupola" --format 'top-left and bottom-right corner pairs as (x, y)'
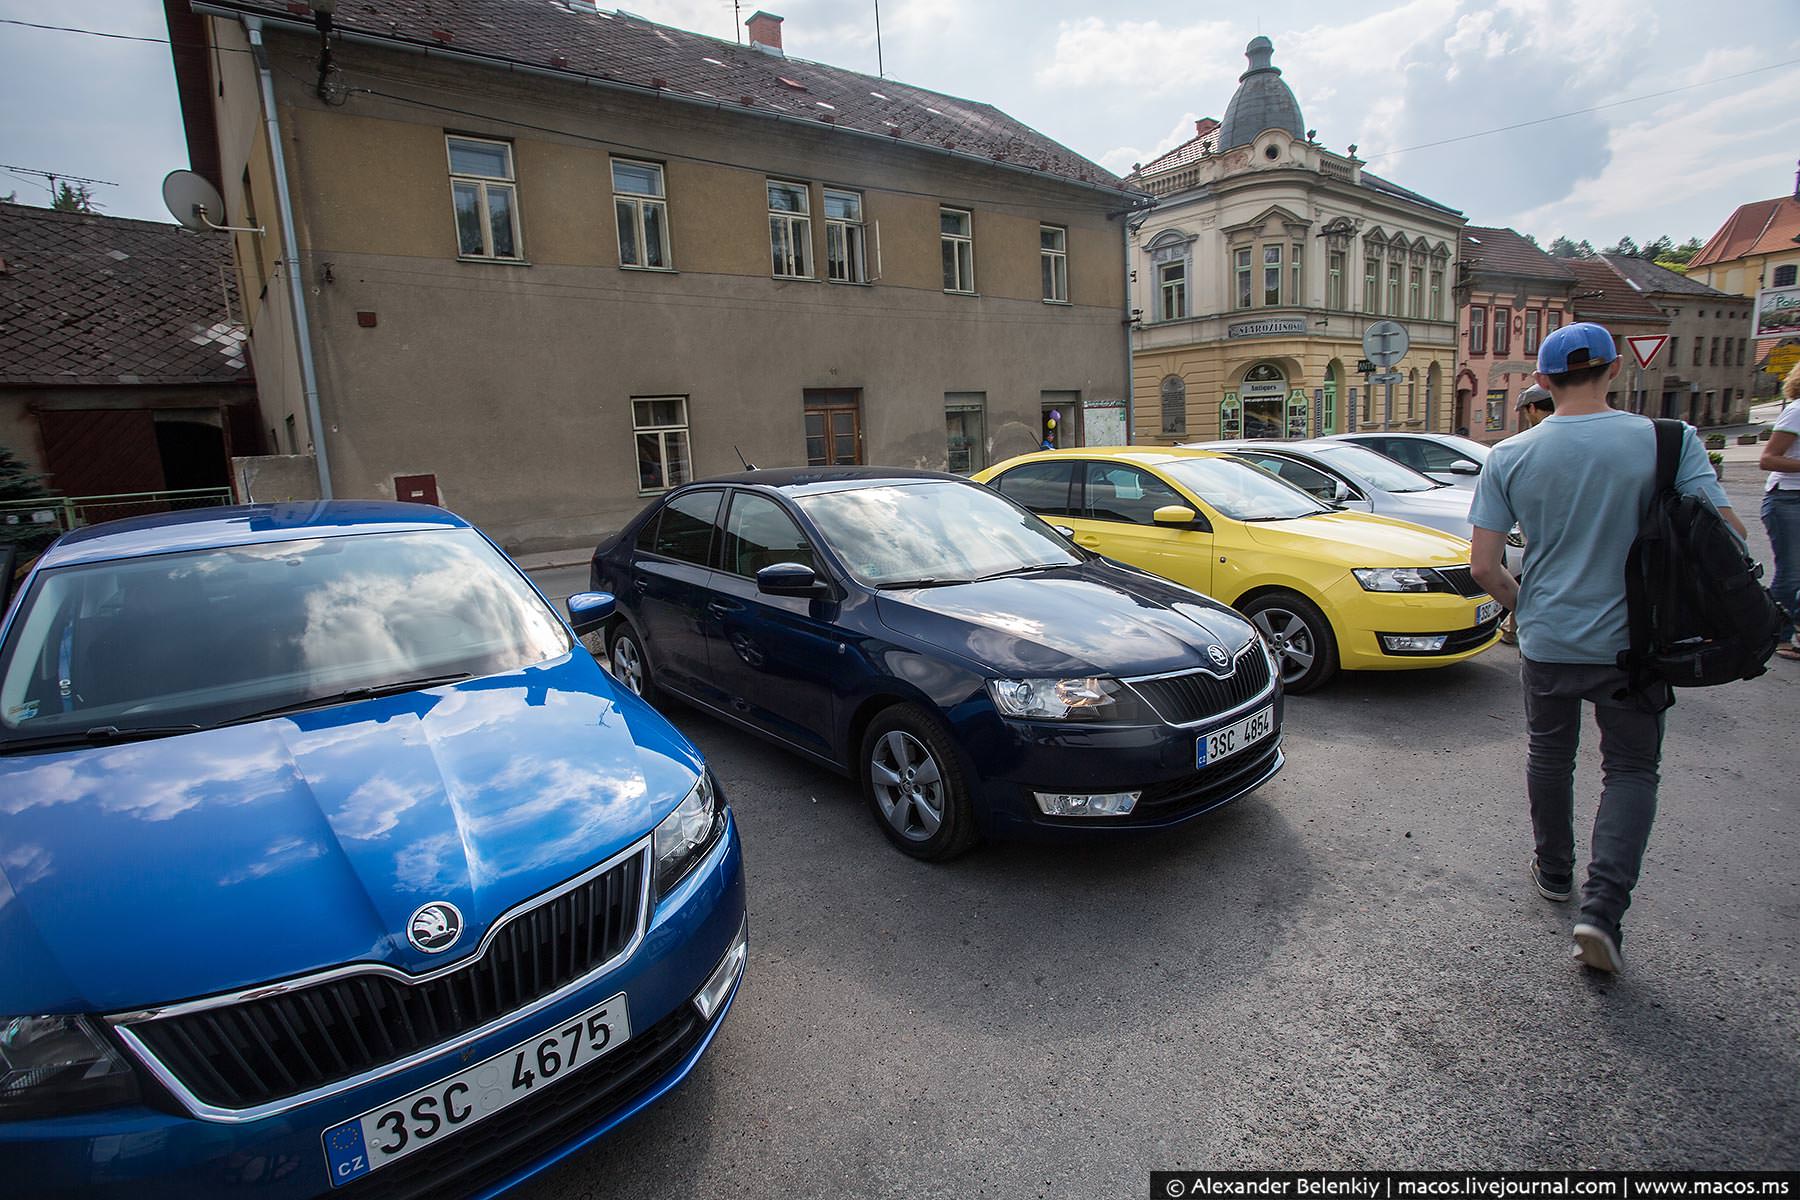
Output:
(1217, 36), (1306, 151)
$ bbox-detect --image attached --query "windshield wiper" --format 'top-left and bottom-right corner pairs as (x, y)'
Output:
(874, 577), (970, 590)
(970, 563), (1065, 582)
(0, 724), (204, 755)
(1240, 513), (1317, 522)
(221, 673), (474, 726)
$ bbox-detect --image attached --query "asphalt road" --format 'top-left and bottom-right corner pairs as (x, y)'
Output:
(516, 471), (1798, 1195)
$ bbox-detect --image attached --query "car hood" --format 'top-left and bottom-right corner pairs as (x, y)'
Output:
(874, 559), (1254, 678)
(1243, 510), (1473, 566)
(0, 653), (699, 1015)
(1380, 488), (1476, 528)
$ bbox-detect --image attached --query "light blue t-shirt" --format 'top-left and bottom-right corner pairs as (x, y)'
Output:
(1470, 410), (1730, 665)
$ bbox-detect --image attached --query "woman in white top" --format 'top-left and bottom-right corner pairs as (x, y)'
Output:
(1761, 363), (1800, 660)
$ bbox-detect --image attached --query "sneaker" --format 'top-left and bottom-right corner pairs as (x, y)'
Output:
(1571, 921), (1625, 973)
(1529, 856), (1572, 902)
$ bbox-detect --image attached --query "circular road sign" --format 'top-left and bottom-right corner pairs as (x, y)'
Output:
(1361, 320), (1410, 369)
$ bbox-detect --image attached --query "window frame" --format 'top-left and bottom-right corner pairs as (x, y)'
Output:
(1327, 250), (1346, 310)
(1040, 224), (1069, 303)
(719, 490), (818, 581)
(1236, 247), (1254, 310)
(631, 395), (693, 495)
(446, 134), (523, 262)
(1493, 306), (1511, 357)
(1468, 304), (1488, 355)
(1429, 269), (1444, 320)
(768, 179), (814, 279)
(940, 206), (975, 294)
(1159, 259), (1188, 321)
(944, 392), (987, 474)
(611, 157), (671, 271)
(1363, 255), (1380, 314)
(1773, 263), (1798, 288)
(823, 187), (868, 285)
(1523, 308), (1541, 355)
(1079, 460), (1187, 527)
(1386, 262), (1402, 316)
(1263, 244), (1283, 307)
(642, 487), (723, 568)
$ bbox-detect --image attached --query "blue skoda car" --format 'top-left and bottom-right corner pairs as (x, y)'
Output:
(0, 503), (746, 1198)
(590, 469), (1284, 861)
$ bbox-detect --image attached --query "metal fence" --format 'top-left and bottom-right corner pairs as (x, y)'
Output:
(0, 487), (235, 539)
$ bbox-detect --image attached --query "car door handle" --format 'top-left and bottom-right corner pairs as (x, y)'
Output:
(631, 578), (648, 592)
(1075, 534), (1101, 547)
(708, 601), (743, 617)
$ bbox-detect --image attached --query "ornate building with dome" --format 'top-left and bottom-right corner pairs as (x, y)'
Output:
(1128, 38), (1465, 444)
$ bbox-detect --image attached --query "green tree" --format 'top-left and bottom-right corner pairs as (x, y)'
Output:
(49, 182), (97, 213)
(1549, 236), (1581, 258)
(1662, 237), (1704, 266)
(1641, 235), (1675, 261)
(1607, 235), (1641, 257)
(0, 445), (59, 556)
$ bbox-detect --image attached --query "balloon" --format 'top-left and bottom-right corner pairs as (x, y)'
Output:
(1046, 418), (1057, 429)
(1050, 410), (1062, 421)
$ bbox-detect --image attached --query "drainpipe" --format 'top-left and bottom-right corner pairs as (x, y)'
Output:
(245, 16), (333, 499)
(1122, 218), (1134, 442)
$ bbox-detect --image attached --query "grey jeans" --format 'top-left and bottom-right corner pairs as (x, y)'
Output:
(1521, 657), (1669, 932)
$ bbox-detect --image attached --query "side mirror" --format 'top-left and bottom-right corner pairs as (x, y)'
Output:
(566, 591), (616, 636)
(1449, 459), (1481, 475)
(757, 562), (825, 596)
(1051, 524), (1077, 539)
(1331, 480), (1352, 502)
(1152, 505), (1198, 526)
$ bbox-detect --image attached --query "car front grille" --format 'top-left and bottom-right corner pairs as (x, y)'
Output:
(1434, 566), (1487, 598)
(125, 849), (648, 1115)
(1128, 644), (1273, 726)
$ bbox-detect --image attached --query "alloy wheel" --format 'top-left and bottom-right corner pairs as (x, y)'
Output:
(868, 729), (945, 842)
(611, 636), (645, 696)
(1252, 607), (1315, 685)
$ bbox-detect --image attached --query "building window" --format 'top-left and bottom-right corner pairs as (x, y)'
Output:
(824, 188), (867, 283)
(768, 180), (812, 278)
(1160, 375), (1186, 435)
(804, 389), (862, 465)
(1693, 338), (1703, 366)
(1364, 257), (1380, 313)
(1408, 268), (1422, 318)
(1469, 304), (1487, 355)
(1291, 243), (1304, 306)
(1738, 339), (1747, 367)
(1669, 336), (1678, 365)
(612, 159), (670, 270)
(633, 396), (691, 493)
(1040, 225), (1068, 302)
(1159, 260), (1187, 320)
(284, 413), (298, 454)
(1386, 263), (1402, 315)
(1236, 248), (1254, 309)
(447, 135), (521, 260)
(1775, 264), (1798, 287)
(1493, 307), (1511, 357)
(1429, 270), (1444, 320)
(941, 207), (975, 293)
(945, 393), (986, 473)
(1263, 245), (1283, 306)
(1710, 337), (1720, 366)
(1723, 337), (1733, 369)
(1546, 309), (1561, 332)
(1328, 251), (1346, 309)
(1407, 369), (1418, 419)
(1524, 309), (1541, 355)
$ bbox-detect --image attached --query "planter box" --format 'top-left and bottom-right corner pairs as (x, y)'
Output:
(1738, 434), (1759, 445)
(1705, 435), (1727, 450)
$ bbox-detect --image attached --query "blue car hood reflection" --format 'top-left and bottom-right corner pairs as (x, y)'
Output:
(875, 560), (1251, 678)
(0, 653), (699, 1016)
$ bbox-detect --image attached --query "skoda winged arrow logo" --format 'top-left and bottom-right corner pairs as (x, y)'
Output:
(1207, 645), (1231, 669)
(407, 901), (464, 954)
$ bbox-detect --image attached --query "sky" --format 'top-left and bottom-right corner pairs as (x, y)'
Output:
(2, 0), (1797, 248)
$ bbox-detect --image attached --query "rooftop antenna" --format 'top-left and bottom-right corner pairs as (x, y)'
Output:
(733, 0), (741, 43)
(734, 446), (757, 470)
(875, 0), (884, 77)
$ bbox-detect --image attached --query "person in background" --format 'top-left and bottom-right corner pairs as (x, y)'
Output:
(1497, 386), (1556, 645)
(1760, 363), (1800, 661)
(1469, 323), (1746, 976)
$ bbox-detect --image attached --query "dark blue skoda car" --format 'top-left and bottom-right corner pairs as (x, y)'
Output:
(590, 469), (1284, 860)
(0, 503), (746, 1198)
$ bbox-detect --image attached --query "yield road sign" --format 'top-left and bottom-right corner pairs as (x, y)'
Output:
(1625, 335), (1668, 368)
(1361, 321), (1410, 368)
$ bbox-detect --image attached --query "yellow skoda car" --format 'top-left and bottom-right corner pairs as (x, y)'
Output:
(974, 448), (1500, 692)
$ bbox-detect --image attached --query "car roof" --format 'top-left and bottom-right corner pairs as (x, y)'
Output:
(996, 447), (1230, 468)
(696, 466), (965, 496)
(33, 501), (469, 570)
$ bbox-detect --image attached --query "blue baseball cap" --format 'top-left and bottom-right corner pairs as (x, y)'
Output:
(1537, 321), (1618, 374)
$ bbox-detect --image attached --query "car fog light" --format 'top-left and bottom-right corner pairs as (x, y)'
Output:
(1033, 790), (1141, 817)
(693, 916), (747, 1022)
(1381, 634), (1449, 653)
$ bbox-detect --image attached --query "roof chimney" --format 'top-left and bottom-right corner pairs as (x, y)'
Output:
(746, 11), (784, 56)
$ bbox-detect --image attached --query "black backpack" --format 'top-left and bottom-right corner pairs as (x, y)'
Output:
(1617, 419), (1782, 696)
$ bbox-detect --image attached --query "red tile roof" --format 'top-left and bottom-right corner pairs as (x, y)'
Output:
(1134, 119), (1221, 175)
(190, 2), (1132, 195)
(0, 204), (249, 387)
(1459, 226), (1575, 282)
(1690, 194), (1800, 268)
(1564, 257), (1670, 324)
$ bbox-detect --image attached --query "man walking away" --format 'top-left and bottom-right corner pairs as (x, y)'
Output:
(1759, 364), (1800, 660)
(1498, 386), (1556, 645)
(1468, 323), (1747, 975)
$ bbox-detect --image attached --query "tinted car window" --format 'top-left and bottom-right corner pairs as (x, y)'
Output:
(651, 489), (721, 565)
(1311, 443), (1439, 492)
(1081, 462), (1184, 525)
(994, 461), (1077, 516)
(1411, 439), (1478, 472)
(634, 512), (660, 551)
(1367, 437), (1427, 472)
(1241, 454), (1338, 501)
(722, 493), (818, 578)
(1159, 457), (1330, 522)
(0, 530), (571, 739)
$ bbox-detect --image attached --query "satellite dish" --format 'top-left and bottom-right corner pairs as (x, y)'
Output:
(162, 169), (263, 234)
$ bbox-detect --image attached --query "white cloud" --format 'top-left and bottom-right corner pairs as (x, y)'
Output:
(1099, 111), (1203, 175)
(1036, 17), (1237, 93)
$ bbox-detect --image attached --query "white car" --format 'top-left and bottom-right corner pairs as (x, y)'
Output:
(1327, 431), (1492, 490)
(1183, 439), (1519, 568)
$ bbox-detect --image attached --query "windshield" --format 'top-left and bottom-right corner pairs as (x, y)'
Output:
(1157, 457), (1331, 522)
(795, 481), (1081, 586)
(1310, 443), (1443, 493)
(0, 528), (572, 743)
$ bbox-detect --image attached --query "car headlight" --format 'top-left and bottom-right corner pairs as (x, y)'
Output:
(653, 770), (725, 899)
(1352, 567), (1447, 593)
(987, 677), (1150, 722)
(0, 1015), (139, 1119)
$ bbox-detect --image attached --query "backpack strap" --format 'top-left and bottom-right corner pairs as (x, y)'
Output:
(1616, 419), (1682, 703)
(1650, 418), (1683, 495)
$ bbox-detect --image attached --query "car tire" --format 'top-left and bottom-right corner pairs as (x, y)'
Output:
(1240, 591), (1338, 694)
(860, 704), (979, 861)
(607, 620), (657, 704)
